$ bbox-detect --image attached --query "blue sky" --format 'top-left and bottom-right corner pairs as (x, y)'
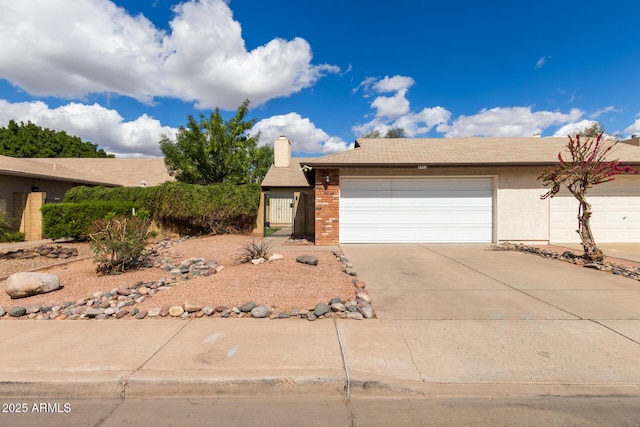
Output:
(0, 0), (639, 157)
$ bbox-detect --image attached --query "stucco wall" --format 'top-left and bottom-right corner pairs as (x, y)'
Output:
(340, 166), (551, 243)
(0, 175), (76, 217)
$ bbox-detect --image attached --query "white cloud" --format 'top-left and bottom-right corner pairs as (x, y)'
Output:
(590, 105), (622, 118)
(438, 107), (584, 137)
(371, 89), (411, 119)
(552, 120), (600, 137)
(535, 56), (552, 69)
(0, 99), (176, 157)
(373, 76), (415, 93)
(0, 0), (338, 109)
(624, 118), (640, 137)
(353, 75), (450, 137)
(252, 113), (350, 154)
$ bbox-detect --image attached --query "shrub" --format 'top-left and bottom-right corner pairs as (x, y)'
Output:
(89, 214), (153, 275)
(42, 201), (139, 240)
(236, 239), (272, 264)
(0, 210), (24, 243)
(63, 182), (261, 235)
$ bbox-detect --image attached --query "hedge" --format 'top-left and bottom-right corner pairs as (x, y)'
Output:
(62, 181), (261, 235)
(41, 201), (139, 240)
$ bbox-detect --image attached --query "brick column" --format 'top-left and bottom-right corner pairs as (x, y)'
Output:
(314, 169), (340, 245)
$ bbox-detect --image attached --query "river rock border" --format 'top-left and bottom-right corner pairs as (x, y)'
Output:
(0, 245), (79, 261)
(0, 240), (375, 321)
(500, 242), (640, 281)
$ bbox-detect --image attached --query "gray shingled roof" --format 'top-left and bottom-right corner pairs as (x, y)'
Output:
(261, 158), (313, 188)
(0, 156), (173, 186)
(304, 137), (640, 167)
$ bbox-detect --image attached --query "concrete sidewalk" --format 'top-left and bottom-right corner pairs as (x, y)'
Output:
(2, 244), (640, 400)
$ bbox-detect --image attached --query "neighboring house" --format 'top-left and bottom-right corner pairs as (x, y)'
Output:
(0, 155), (172, 240)
(298, 136), (640, 246)
(260, 137), (314, 238)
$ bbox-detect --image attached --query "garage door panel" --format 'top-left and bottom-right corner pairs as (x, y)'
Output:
(550, 177), (640, 243)
(340, 177), (493, 243)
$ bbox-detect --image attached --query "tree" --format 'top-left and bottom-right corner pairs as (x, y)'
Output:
(159, 99), (272, 185)
(0, 120), (113, 158)
(538, 132), (637, 262)
(361, 128), (406, 138)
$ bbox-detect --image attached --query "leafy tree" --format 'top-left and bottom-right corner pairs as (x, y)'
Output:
(361, 128), (406, 138)
(0, 120), (113, 158)
(538, 132), (637, 262)
(159, 99), (272, 184)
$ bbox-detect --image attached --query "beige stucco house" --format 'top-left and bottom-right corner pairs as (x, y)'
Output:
(263, 136), (640, 246)
(0, 156), (172, 240)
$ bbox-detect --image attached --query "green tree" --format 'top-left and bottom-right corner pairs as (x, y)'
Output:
(0, 120), (113, 158)
(538, 132), (637, 262)
(361, 128), (406, 138)
(159, 99), (272, 184)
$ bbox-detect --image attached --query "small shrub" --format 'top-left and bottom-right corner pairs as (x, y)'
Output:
(0, 210), (24, 243)
(236, 239), (272, 264)
(89, 215), (152, 275)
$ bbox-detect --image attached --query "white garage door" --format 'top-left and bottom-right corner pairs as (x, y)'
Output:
(340, 177), (493, 243)
(550, 176), (640, 243)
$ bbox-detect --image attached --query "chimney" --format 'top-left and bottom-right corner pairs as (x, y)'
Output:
(274, 136), (291, 168)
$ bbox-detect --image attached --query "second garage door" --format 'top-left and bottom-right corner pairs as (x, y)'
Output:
(340, 177), (493, 243)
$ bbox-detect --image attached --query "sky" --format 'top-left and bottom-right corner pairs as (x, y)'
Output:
(0, 0), (639, 158)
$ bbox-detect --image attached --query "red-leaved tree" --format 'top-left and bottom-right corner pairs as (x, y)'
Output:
(538, 133), (637, 262)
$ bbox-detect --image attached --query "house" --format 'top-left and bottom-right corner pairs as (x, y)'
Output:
(290, 136), (640, 245)
(0, 155), (172, 240)
(259, 137), (314, 238)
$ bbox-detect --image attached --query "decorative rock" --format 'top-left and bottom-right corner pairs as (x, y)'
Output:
(250, 305), (272, 318)
(331, 303), (346, 312)
(268, 253), (284, 261)
(137, 286), (149, 295)
(9, 306), (26, 317)
(290, 308), (299, 317)
(26, 304), (42, 314)
(116, 310), (129, 319)
(314, 303), (331, 317)
(215, 265), (225, 273)
(328, 298), (343, 305)
(184, 301), (202, 313)
(148, 308), (161, 317)
(239, 302), (257, 313)
(344, 267), (357, 276)
(359, 303), (374, 319)
(84, 308), (104, 318)
(135, 296), (146, 304)
(169, 306), (185, 317)
(104, 307), (116, 316)
(251, 258), (265, 265)
(203, 307), (215, 316)
(160, 306), (171, 317)
(346, 312), (364, 320)
(356, 292), (371, 303)
(277, 311), (290, 319)
(96, 314), (108, 320)
(221, 309), (231, 318)
(55, 314), (67, 320)
(307, 313), (317, 321)
(215, 306), (229, 313)
(355, 281), (366, 289)
(296, 255), (318, 266)
(299, 309), (309, 318)
(5, 272), (61, 299)
(135, 310), (148, 319)
(131, 308), (139, 316)
(0, 307), (5, 317)
(116, 287), (131, 296)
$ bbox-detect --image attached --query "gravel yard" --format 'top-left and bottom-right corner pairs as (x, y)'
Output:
(0, 234), (362, 319)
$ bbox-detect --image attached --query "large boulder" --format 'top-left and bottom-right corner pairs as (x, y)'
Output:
(5, 272), (61, 299)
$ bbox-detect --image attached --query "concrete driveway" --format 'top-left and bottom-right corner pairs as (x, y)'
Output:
(338, 244), (640, 395)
